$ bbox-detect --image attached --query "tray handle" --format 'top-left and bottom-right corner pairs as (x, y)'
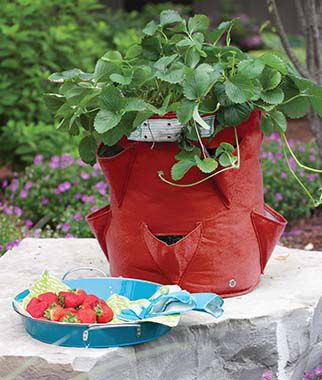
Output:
(82, 323), (142, 342)
(62, 266), (108, 280)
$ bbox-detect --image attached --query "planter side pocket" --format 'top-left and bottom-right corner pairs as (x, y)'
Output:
(251, 205), (287, 273)
(97, 145), (136, 207)
(87, 205), (112, 258)
(142, 222), (202, 284)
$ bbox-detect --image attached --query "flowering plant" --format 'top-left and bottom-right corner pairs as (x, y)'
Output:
(46, 11), (321, 204)
(1, 153), (108, 253)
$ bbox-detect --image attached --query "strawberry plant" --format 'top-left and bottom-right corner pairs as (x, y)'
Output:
(48, 10), (322, 206)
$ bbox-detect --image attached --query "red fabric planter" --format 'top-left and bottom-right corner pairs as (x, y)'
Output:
(87, 110), (287, 297)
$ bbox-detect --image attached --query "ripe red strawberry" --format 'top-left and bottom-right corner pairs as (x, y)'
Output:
(94, 301), (114, 323)
(75, 289), (87, 304)
(81, 294), (100, 309)
(58, 291), (81, 308)
(76, 308), (97, 323)
(38, 292), (58, 305)
(64, 307), (77, 313)
(45, 304), (67, 321)
(26, 298), (48, 318)
(38, 316), (50, 321)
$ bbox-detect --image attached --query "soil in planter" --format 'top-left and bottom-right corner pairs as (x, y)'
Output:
(156, 235), (185, 245)
(99, 145), (124, 158)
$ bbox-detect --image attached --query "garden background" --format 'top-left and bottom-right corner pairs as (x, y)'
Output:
(0, 0), (321, 256)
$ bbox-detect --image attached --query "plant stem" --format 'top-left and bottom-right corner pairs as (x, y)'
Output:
(281, 143), (318, 206)
(280, 93), (307, 105)
(281, 133), (322, 173)
(158, 127), (240, 187)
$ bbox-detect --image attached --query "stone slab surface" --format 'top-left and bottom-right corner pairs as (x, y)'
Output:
(1, 238), (322, 380)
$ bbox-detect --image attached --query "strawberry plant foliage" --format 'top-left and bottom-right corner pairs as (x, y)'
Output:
(48, 10), (322, 188)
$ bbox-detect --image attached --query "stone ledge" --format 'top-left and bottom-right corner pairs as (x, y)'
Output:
(1, 238), (322, 380)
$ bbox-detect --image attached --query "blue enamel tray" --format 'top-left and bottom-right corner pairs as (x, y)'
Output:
(13, 268), (172, 348)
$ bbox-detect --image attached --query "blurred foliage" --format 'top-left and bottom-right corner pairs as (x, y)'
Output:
(0, 121), (79, 167)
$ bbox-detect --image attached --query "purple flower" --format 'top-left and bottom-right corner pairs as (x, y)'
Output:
(239, 13), (250, 24)
(275, 192), (283, 202)
(281, 172), (287, 179)
(74, 193), (82, 200)
(56, 181), (71, 194)
(74, 212), (82, 221)
(24, 181), (33, 190)
(6, 240), (19, 250)
(25, 219), (33, 227)
(308, 174), (317, 182)
(60, 153), (74, 168)
(3, 205), (13, 215)
(275, 152), (283, 159)
(20, 190), (28, 199)
(91, 206), (99, 212)
(80, 172), (90, 180)
(81, 195), (94, 204)
(309, 155), (316, 162)
(244, 35), (262, 48)
(2, 180), (8, 188)
(49, 156), (60, 169)
(303, 369), (315, 379)
(41, 198), (49, 205)
(33, 230), (41, 238)
(65, 233), (74, 238)
(0, 245), (3, 251)
(14, 207), (23, 217)
(77, 159), (86, 167)
(310, 147), (316, 153)
(73, 180), (79, 185)
(92, 170), (99, 177)
(298, 146), (305, 153)
(10, 181), (19, 192)
(262, 371), (273, 380)
(62, 223), (70, 233)
(289, 157), (296, 171)
(34, 154), (43, 165)
(315, 366), (322, 376)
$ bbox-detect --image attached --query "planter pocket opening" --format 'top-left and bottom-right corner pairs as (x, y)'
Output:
(142, 223), (202, 284)
(251, 205), (287, 273)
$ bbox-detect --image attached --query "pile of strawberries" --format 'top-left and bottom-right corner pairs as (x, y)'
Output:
(26, 289), (114, 324)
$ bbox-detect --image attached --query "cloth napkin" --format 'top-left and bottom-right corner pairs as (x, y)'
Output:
(117, 285), (224, 321)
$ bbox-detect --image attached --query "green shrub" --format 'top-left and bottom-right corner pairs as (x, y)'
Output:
(262, 134), (322, 220)
(0, 0), (108, 124)
(0, 120), (79, 167)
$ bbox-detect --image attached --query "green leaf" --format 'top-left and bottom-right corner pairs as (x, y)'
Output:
(188, 14), (209, 33)
(156, 68), (184, 84)
(237, 59), (265, 79)
(48, 69), (82, 83)
(176, 100), (196, 124)
(78, 135), (97, 164)
(259, 52), (287, 74)
(100, 85), (124, 112)
(220, 142), (235, 151)
(185, 48), (200, 68)
(94, 60), (120, 82)
(224, 74), (254, 104)
(307, 86), (322, 117)
(133, 111), (154, 128)
(260, 67), (282, 90)
(261, 87), (284, 104)
(154, 54), (178, 72)
(218, 152), (232, 167)
(123, 98), (148, 112)
(110, 73), (132, 85)
(171, 160), (195, 181)
(125, 45), (143, 59)
(209, 20), (234, 44)
(279, 95), (310, 118)
(175, 146), (201, 161)
(160, 10), (183, 27)
(271, 110), (287, 132)
(44, 93), (65, 113)
(193, 106), (211, 130)
(94, 110), (122, 133)
(143, 20), (158, 36)
(218, 103), (253, 126)
(102, 50), (123, 63)
(183, 67), (210, 100)
(102, 112), (136, 146)
(195, 155), (218, 173)
(260, 114), (274, 136)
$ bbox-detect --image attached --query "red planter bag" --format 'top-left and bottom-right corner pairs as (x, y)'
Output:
(87, 110), (287, 297)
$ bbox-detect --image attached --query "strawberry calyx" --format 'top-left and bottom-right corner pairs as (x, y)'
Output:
(94, 304), (103, 317)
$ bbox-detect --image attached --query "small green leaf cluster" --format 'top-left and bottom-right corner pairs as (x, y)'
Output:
(48, 10), (322, 181)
